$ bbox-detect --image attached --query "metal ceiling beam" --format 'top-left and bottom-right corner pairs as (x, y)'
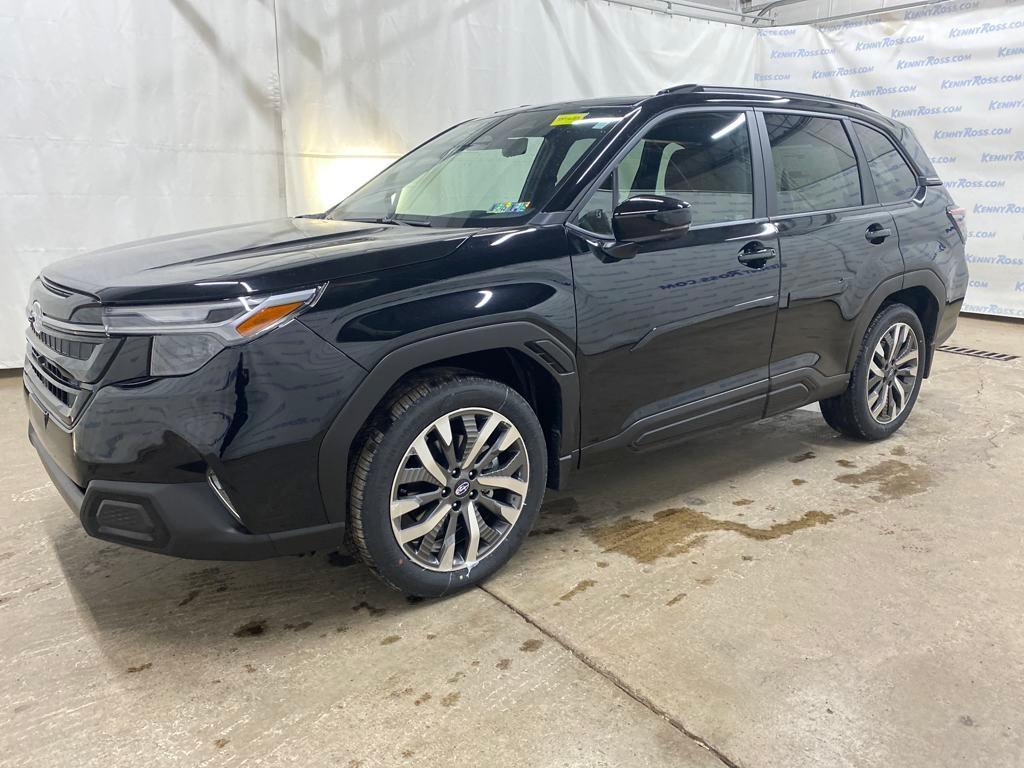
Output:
(743, 0), (947, 25)
(597, 0), (765, 26)
(604, 0), (951, 26)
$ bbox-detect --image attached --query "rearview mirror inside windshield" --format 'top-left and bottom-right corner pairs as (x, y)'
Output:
(501, 137), (529, 157)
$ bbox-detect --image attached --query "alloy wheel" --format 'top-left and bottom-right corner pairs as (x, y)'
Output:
(866, 321), (919, 424)
(389, 407), (529, 572)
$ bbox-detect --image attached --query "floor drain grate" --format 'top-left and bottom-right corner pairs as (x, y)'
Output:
(937, 345), (1019, 362)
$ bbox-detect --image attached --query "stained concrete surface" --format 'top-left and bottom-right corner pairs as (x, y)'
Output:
(2, 315), (1023, 767)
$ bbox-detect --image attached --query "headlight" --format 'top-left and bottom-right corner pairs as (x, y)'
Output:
(102, 287), (323, 376)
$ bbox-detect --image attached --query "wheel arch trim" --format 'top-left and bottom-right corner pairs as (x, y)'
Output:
(844, 269), (947, 376)
(317, 321), (579, 524)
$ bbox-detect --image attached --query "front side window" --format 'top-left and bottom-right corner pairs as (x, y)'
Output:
(764, 114), (862, 215)
(852, 123), (919, 203)
(572, 111), (755, 235)
(328, 108), (629, 228)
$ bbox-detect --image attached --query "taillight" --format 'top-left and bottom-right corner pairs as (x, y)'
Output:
(946, 206), (966, 242)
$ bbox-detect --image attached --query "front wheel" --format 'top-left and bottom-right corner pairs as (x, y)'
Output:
(820, 302), (925, 441)
(348, 373), (547, 597)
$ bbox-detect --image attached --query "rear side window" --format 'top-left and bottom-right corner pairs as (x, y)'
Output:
(763, 114), (861, 215)
(852, 123), (919, 203)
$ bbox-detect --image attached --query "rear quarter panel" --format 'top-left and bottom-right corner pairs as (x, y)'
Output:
(889, 185), (969, 304)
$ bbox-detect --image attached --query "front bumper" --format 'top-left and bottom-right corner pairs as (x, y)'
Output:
(28, 418), (346, 561)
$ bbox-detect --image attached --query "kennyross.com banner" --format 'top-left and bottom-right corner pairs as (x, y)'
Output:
(754, 0), (1024, 319)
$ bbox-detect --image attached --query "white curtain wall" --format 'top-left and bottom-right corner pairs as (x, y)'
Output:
(1, 0), (1020, 367)
(755, 1), (1024, 319)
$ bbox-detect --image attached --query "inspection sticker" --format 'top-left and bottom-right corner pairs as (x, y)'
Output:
(486, 201), (531, 214)
(550, 112), (588, 126)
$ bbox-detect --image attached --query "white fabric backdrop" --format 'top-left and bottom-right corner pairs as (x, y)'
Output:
(1, 0), (1020, 367)
(756, 2), (1024, 319)
(1, 0), (287, 367)
(273, 0), (757, 213)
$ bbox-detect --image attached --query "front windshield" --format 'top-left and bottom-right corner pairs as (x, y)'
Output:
(327, 107), (631, 228)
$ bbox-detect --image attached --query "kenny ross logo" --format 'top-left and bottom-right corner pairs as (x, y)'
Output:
(853, 84), (917, 98)
(990, 98), (1024, 110)
(893, 104), (962, 118)
(897, 53), (971, 69)
(754, 73), (792, 82)
(769, 47), (834, 59)
(981, 151), (1024, 163)
(946, 178), (1007, 189)
(930, 155), (957, 164)
(933, 125), (1011, 139)
(856, 34), (925, 50)
(972, 203), (1024, 214)
(905, 0), (979, 19)
(949, 18), (1024, 37)
(999, 45), (1024, 57)
(966, 253), (1024, 266)
(941, 74), (1023, 89)
(813, 65), (873, 79)
(963, 302), (1024, 318)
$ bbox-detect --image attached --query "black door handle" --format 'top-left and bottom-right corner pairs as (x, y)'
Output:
(738, 241), (777, 268)
(865, 224), (893, 244)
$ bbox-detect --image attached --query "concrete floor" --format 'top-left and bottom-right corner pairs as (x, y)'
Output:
(2, 315), (1023, 768)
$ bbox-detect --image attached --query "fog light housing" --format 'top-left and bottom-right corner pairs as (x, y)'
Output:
(207, 469), (242, 525)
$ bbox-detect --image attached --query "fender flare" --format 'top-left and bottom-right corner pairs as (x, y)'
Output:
(844, 268), (948, 375)
(317, 321), (579, 523)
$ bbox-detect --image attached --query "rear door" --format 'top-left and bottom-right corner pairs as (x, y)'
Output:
(757, 110), (904, 414)
(569, 109), (782, 454)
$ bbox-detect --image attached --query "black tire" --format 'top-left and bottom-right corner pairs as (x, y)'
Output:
(349, 372), (547, 597)
(819, 302), (926, 441)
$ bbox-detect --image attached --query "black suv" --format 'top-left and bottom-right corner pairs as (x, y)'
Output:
(25, 85), (968, 596)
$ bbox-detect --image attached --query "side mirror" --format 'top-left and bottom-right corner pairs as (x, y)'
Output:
(611, 195), (692, 243)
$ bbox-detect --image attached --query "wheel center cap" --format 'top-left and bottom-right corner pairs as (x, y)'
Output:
(453, 479), (472, 498)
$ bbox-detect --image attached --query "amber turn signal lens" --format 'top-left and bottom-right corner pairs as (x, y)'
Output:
(234, 301), (305, 337)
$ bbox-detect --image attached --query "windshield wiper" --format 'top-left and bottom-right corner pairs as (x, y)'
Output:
(343, 216), (432, 228)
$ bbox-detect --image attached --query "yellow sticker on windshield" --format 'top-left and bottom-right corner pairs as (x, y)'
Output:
(550, 112), (588, 126)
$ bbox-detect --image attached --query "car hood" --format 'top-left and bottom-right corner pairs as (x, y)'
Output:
(41, 217), (476, 304)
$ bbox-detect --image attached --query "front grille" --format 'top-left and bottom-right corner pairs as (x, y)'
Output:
(25, 278), (125, 427)
(26, 353), (79, 412)
(32, 326), (96, 360)
(31, 349), (77, 388)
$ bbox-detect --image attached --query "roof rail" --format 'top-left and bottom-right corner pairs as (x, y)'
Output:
(651, 84), (877, 114)
(695, 86), (876, 112)
(656, 83), (704, 95)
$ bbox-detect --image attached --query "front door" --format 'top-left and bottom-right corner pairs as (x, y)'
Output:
(569, 110), (781, 454)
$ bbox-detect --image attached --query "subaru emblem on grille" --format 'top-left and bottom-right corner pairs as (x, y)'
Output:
(28, 300), (43, 337)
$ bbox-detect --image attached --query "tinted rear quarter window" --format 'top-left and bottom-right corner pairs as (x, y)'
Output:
(764, 114), (861, 215)
(852, 123), (919, 203)
(892, 123), (938, 180)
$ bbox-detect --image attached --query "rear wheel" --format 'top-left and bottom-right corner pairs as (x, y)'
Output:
(349, 373), (547, 597)
(820, 302), (925, 441)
